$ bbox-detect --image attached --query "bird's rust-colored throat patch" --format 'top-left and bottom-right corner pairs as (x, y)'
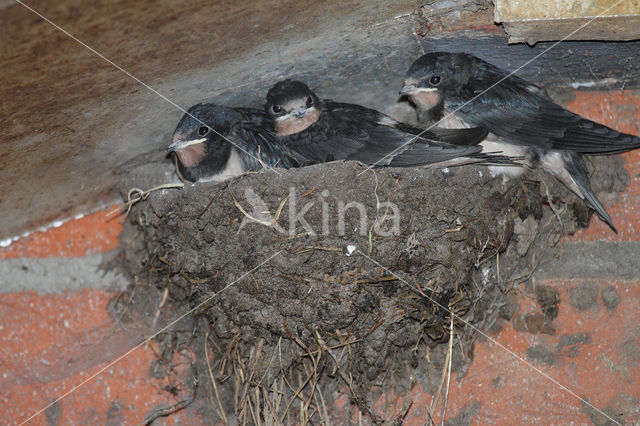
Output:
(175, 142), (206, 167)
(411, 91), (442, 110)
(275, 108), (321, 136)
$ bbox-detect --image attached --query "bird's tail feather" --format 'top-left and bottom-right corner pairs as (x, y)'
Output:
(560, 152), (616, 232)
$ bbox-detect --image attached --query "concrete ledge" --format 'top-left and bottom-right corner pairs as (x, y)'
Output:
(0, 254), (128, 293)
(534, 241), (640, 281)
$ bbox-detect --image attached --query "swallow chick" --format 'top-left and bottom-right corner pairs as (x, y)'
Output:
(402, 52), (640, 231)
(264, 79), (519, 169)
(168, 102), (298, 183)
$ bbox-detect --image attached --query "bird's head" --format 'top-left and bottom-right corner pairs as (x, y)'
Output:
(168, 103), (239, 167)
(168, 103), (239, 181)
(265, 79), (321, 136)
(400, 52), (474, 112)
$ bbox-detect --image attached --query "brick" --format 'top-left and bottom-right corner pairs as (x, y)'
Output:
(365, 279), (640, 424)
(563, 91), (640, 242)
(0, 289), (203, 424)
(0, 206), (123, 259)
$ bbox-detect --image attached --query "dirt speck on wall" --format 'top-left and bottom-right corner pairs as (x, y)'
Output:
(112, 155), (626, 423)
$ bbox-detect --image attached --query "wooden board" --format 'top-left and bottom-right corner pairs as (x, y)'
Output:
(420, 31), (640, 89)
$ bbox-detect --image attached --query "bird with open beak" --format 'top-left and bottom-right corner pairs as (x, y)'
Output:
(168, 102), (299, 183)
(265, 79), (519, 168)
(401, 52), (640, 232)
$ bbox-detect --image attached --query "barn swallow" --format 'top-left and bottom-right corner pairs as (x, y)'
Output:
(168, 102), (298, 182)
(401, 52), (640, 231)
(264, 79), (519, 168)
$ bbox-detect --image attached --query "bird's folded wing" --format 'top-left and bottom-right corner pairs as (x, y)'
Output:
(455, 66), (640, 154)
(231, 115), (301, 170)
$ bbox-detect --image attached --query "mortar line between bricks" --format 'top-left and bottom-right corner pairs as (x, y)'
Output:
(357, 249), (622, 426)
(13, 0), (283, 177)
(18, 250), (283, 425)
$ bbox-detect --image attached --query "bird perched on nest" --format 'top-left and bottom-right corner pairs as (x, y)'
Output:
(264, 79), (519, 168)
(168, 102), (299, 182)
(401, 52), (640, 232)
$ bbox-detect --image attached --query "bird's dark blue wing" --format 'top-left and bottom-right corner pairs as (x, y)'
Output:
(454, 61), (640, 154)
(230, 108), (301, 170)
(325, 100), (489, 146)
(280, 101), (511, 167)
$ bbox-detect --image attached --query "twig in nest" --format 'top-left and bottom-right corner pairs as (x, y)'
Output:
(205, 332), (229, 425)
(540, 179), (564, 232)
(232, 193), (289, 226)
(140, 395), (194, 425)
(389, 397), (413, 425)
(145, 287), (169, 350)
(355, 276), (399, 285)
(301, 336), (361, 357)
(313, 331), (359, 407)
(314, 381), (331, 426)
(109, 287), (137, 330)
(440, 312), (455, 426)
(428, 312), (454, 425)
(277, 337), (298, 399)
(238, 339), (264, 422)
(511, 251), (544, 286)
(445, 225), (464, 233)
(281, 323), (321, 423)
(256, 343), (279, 388)
(219, 335), (241, 379)
(108, 183), (184, 218)
(301, 186), (318, 197)
(180, 271), (209, 285)
(293, 246), (343, 254)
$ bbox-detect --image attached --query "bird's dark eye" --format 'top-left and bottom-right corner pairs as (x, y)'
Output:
(430, 75), (441, 86)
(305, 96), (313, 107)
(272, 105), (282, 113)
(198, 126), (209, 136)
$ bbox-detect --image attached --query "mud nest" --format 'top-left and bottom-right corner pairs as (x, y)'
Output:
(113, 156), (626, 423)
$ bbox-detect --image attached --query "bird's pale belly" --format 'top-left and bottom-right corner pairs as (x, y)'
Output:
(480, 138), (529, 178)
(432, 112), (528, 177)
(200, 148), (247, 183)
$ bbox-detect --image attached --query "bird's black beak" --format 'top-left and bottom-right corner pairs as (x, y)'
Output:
(290, 107), (307, 119)
(399, 85), (417, 95)
(167, 137), (206, 153)
(167, 140), (181, 152)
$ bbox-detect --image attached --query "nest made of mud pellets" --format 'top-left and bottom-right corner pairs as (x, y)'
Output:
(113, 157), (625, 423)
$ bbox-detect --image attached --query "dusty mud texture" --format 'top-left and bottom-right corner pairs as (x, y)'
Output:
(113, 154), (627, 424)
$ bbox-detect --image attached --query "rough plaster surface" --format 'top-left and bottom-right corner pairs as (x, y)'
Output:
(0, 0), (422, 241)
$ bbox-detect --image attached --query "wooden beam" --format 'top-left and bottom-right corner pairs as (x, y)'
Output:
(421, 31), (640, 89)
(495, 0), (640, 44)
